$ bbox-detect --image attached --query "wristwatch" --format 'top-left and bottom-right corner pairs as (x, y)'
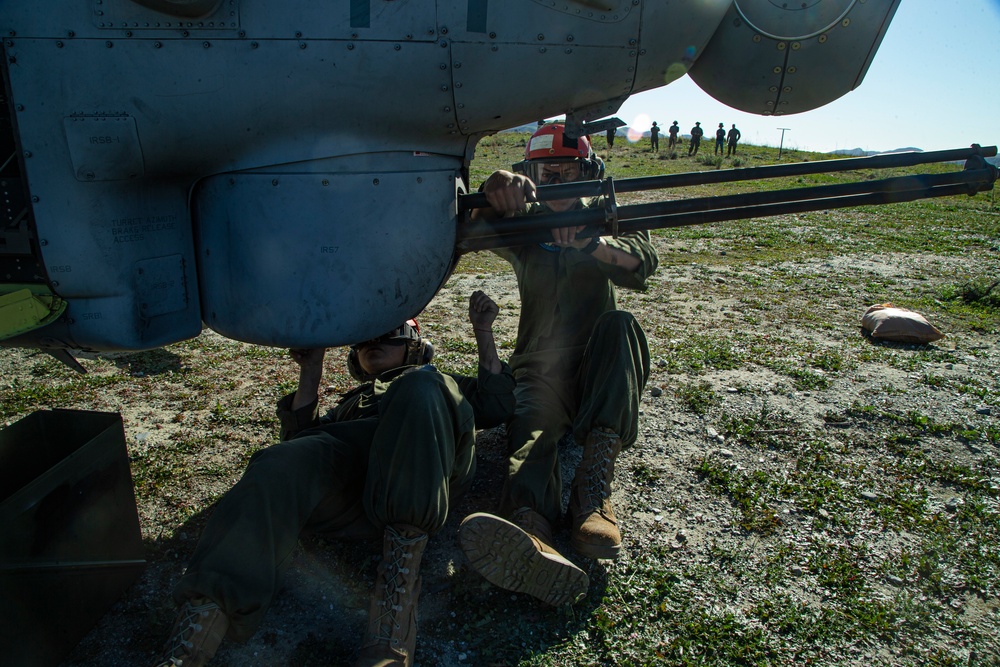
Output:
(580, 236), (601, 254)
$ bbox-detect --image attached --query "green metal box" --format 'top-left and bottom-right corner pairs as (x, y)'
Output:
(0, 410), (146, 667)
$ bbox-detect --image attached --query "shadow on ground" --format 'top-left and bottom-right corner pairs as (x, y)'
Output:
(62, 426), (604, 666)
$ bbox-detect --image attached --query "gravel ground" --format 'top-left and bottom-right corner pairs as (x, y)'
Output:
(2, 230), (998, 666)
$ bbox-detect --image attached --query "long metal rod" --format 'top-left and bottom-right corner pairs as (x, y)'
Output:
(619, 170), (991, 222)
(457, 171), (995, 252)
(459, 169), (995, 242)
(458, 144), (997, 211)
(620, 183), (978, 235)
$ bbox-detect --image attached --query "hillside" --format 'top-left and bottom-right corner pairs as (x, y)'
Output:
(499, 123), (992, 158)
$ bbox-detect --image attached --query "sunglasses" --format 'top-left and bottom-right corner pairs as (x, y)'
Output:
(351, 337), (408, 351)
(537, 169), (582, 185)
(513, 159), (592, 187)
(350, 321), (419, 351)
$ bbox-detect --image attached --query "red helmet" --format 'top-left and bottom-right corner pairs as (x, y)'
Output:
(523, 123), (593, 161)
(513, 123), (604, 183)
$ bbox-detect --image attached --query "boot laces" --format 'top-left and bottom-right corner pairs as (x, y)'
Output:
(372, 532), (420, 643)
(160, 600), (219, 662)
(581, 430), (618, 511)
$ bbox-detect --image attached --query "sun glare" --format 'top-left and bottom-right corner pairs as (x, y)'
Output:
(627, 113), (651, 143)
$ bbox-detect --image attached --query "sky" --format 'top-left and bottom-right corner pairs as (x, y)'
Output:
(611, 1), (1000, 154)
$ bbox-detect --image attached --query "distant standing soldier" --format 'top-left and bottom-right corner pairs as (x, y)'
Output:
(727, 124), (742, 156)
(606, 127), (615, 149)
(688, 121), (703, 156)
(650, 121), (660, 152)
(715, 123), (726, 155)
(668, 121), (680, 151)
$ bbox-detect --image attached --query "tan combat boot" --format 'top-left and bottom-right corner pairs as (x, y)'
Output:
(569, 427), (624, 560)
(151, 597), (229, 667)
(355, 524), (428, 667)
(459, 508), (588, 606)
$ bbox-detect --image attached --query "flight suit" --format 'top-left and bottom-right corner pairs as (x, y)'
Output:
(492, 199), (658, 524)
(173, 362), (515, 641)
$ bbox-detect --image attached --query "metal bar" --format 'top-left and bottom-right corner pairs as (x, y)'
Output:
(460, 207), (605, 243)
(618, 170), (991, 221)
(458, 168), (996, 244)
(620, 183), (981, 235)
(461, 180), (604, 211)
(458, 178), (989, 252)
(458, 144), (998, 211)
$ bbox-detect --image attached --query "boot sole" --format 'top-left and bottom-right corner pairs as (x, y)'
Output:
(458, 513), (589, 606)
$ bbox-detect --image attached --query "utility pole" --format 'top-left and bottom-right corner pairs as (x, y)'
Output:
(777, 128), (791, 158)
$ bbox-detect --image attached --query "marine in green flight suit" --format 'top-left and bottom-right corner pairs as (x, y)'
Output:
(153, 291), (513, 667)
(459, 122), (658, 608)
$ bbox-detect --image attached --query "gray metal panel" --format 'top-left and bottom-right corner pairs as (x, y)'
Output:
(451, 43), (637, 134)
(3, 30), (465, 349)
(0, 288), (202, 351)
(25, 178), (193, 298)
(733, 0), (855, 40)
(439, 0), (641, 47)
(688, 0), (902, 115)
(0, 179), (34, 257)
(238, 0), (438, 40)
(0, 0), (905, 352)
(63, 115), (144, 181)
(468, 0), (641, 40)
(438, 0), (645, 132)
(8, 37), (461, 176)
(631, 0), (732, 94)
(194, 155), (459, 347)
(0, 1), (91, 38)
(93, 0), (240, 30)
(11, 170), (201, 348)
(54, 282), (200, 351)
(134, 254), (188, 319)
(523, 0), (635, 23)
(6, 0), (435, 39)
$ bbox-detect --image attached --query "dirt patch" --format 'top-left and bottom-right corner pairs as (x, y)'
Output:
(2, 232), (998, 666)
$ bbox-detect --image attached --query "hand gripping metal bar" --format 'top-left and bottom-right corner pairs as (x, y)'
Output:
(456, 145), (998, 253)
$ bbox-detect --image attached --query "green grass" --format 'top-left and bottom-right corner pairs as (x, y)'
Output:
(674, 380), (717, 415)
(464, 134), (998, 295)
(1, 364), (128, 416)
(443, 133), (1000, 664)
(2, 133), (998, 666)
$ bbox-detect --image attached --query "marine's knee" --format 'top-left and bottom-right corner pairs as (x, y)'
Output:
(245, 439), (318, 478)
(387, 367), (443, 396)
(591, 311), (649, 365)
(594, 310), (640, 337)
(381, 368), (453, 415)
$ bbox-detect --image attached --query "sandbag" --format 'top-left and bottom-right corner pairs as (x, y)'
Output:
(861, 303), (945, 344)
